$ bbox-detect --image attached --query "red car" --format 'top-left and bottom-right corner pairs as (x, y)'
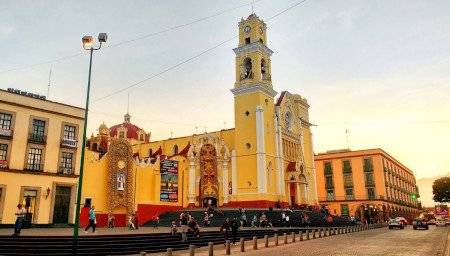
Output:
(395, 217), (408, 226)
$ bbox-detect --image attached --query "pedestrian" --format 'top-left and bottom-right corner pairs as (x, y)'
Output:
(134, 211), (140, 229)
(12, 204), (26, 236)
(327, 215), (333, 226)
(322, 215), (327, 226)
(203, 212), (210, 227)
(252, 214), (258, 227)
(129, 214), (135, 229)
(241, 213), (247, 227)
(220, 218), (230, 245)
(84, 205), (97, 233)
(152, 212), (159, 228)
(108, 214), (115, 228)
(180, 213), (188, 242)
(304, 213), (310, 227)
(170, 220), (178, 235)
(188, 217), (200, 238)
(285, 214), (290, 227)
(230, 217), (239, 245)
(281, 211), (286, 226)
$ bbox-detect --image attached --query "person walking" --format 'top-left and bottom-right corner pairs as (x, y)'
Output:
(230, 217), (239, 245)
(108, 214), (115, 228)
(220, 218), (230, 245)
(134, 211), (140, 229)
(84, 205), (97, 233)
(179, 213), (188, 242)
(152, 212), (159, 228)
(12, 204), (26, 236)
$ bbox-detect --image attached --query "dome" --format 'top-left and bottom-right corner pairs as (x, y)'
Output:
(109, 113), (149, 141)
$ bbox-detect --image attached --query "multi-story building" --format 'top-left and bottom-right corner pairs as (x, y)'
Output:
(0, 88), (84, 226)
(315, 148), (420, 221)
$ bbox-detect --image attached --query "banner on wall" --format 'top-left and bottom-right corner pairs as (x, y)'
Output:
(160, 159), (179, 202)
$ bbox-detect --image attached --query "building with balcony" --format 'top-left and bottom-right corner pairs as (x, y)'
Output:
(315, 148), (420, 222)
(0, 88), (84, 226)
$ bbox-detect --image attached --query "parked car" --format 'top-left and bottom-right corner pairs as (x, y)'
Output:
(413, 218), (429, 230)
(395, 217), (408, 226)
(445, 218), (450, 225)
(389, 218), (405, 229)
(428, 219), (436, 225)
(436, 219), (447, 227)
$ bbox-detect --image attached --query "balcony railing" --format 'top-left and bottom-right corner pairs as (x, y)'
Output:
(58, 166), (74, 175)
(28, 133), (47, 143)
(365, 180), (375, 186)
(345, 195), (354, 200)
(0, 160), (8, 169)
(363, 165), (374, 172)
(325, 183), (334, 189)
(61, 138), (78, 148)
(0, 128), (13, 139)
(342, 166), (352, 174)
(344, 181), (354, 187)
(25, 163), (44, 172)
(326, 196), (335, 201)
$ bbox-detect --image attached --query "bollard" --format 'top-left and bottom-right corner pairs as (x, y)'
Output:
(226, 240), (231, 255)
(253, 236), (258, 249)
(313, 229), (316, 239)
(283, 233), (288, 244)
(292, 232), (296, 242)
(189, 245), (195, 256)
(264, 235), (269, 247)
(299, 231), (303, 241)
(324, 228), (328, 237)
(208, 242), (214, 256)
(140, 252), (146, 256)
(240, 238), (245, 252)
(338, 227), (341, 234)
(274, 233), (279, 246)
(318, 228), (322, 238)
(166, 248), (173, 256)
(307, 230), (310, 240)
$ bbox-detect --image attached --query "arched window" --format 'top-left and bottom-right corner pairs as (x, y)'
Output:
(261, 59), (267, 79)
(173, 145), (179, 155)
(243, 58), (253, 79)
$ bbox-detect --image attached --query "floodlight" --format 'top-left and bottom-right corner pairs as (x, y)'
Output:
(82, 36), (94, 45)
(98, 33), (108, 43)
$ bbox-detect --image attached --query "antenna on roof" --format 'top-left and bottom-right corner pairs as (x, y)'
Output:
(345, 125), (350, 150)
(47, 69), (52, 99)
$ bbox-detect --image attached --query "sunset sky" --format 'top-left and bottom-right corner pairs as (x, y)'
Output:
(1, 0), (449, 179)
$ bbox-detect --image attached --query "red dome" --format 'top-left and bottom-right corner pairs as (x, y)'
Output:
(109, 113), (149, 141)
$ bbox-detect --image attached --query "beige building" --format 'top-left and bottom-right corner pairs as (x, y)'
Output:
(0, 88), (84, 225)
(315, 149), (420, 221)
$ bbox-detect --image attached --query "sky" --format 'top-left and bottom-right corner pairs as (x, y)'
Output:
(1, 0), (449, 179)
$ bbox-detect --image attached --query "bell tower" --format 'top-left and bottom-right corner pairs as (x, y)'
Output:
(231, 14), (277, 204)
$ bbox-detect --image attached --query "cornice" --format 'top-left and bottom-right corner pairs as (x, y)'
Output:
(233, 42), (273, 57)
(230, 84), (277, 98)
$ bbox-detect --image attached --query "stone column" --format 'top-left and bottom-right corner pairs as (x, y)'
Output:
(256, 105), (267, 193)
(187, 157), (196, 206)
(222, 160), (229, 205)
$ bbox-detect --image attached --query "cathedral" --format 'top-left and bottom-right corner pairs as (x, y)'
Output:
(81, 14), (318, 226)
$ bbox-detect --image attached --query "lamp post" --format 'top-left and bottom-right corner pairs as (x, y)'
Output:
(73, 33), (108, 250)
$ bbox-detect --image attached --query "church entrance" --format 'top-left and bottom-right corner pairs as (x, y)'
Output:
(199, 144), (219, 208)
(202, 197), (217, 208)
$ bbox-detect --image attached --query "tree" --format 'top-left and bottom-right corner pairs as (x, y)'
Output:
(432, 177), (450, 203)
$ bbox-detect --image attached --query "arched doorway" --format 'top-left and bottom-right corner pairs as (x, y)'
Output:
(355, 203), (380, 223)
(199, 144), (219, 208)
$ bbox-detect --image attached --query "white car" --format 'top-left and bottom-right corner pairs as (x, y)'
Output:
(436, 219), (447, 227)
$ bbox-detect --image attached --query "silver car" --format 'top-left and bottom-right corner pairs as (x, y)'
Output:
(389, 218), (404, 229)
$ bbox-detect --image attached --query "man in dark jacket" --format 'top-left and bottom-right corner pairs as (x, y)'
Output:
(230, 217), (239, 245)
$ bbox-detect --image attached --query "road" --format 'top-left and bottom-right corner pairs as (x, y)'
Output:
(231, 225), (449, 256)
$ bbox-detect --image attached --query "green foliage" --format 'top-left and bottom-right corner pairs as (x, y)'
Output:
(432, 177), (450, 203)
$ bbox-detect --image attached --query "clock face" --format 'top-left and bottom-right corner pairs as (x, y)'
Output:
(117, 160), (125, 170)
(244, 25), (251, 34)
(259, 27), (264, 35)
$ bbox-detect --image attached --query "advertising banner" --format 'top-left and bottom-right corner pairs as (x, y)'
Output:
(160, 159), (178, 202)
(435, 205), (449, 216)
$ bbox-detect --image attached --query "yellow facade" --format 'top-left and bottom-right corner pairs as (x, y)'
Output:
(315, 148), (420, 221)
(80, 14), (318, 226)
(0, 88), (84, 225)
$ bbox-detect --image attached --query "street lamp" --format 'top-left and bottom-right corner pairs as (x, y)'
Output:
(73, 33), (108, 250)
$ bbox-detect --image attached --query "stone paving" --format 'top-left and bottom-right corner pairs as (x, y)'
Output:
(148, 225), (449, 256)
